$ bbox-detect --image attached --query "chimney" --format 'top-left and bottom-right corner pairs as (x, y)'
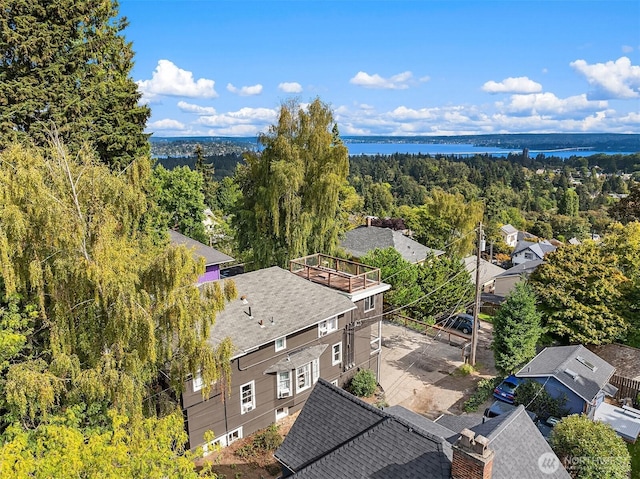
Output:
(451, 429), (494, 479)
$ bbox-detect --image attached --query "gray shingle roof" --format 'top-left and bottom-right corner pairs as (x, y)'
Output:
(340, 226), (444, 263)
(516, 345), (616, 402)
(465, 406), (571, 479)
(168, 230), (234, 266)
(513, 239), (556, 258)
(275, 379), (451, 478)
(495, 259), (544, 278)
(500, 224), (518, 235)
(463, 255), (506, 286)
(434, 413), (484, 433)
(276, 380), (569, 479)
(204, 267), (356, 356)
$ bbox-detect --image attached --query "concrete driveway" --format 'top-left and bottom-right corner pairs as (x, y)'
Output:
(379, 320), (497, 419)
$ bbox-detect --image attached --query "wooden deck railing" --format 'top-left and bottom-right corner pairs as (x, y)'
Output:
(289, 253), (381, 293)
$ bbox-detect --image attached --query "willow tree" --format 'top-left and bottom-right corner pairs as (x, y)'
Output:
(0, 0), (150, 170)
(236, 98), (349, 269)
(0, 141), (235, 433)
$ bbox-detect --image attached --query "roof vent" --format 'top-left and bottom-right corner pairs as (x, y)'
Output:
(564, 368), (579, 380)
(576, 355), (597, 372)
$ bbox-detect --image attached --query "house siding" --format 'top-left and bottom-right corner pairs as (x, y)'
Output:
(198, 264), (220, 283)
(530, 376), (585, 415)
(183, 292), (384, 450)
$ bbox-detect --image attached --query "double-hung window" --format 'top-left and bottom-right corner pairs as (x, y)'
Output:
(332, 342), (342, 366)
(296, 358), (320, 393)
(364, 295), (375, 312)
(318, 316), (338, 337)
(240, 381), (255, 414)
(278, 371), (291, 398)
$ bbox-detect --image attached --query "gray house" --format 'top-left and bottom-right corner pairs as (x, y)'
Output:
(182, 255), (389, 451)
(339, 225), (444, 264)
(275, 379), (569, 478)
(516, 345), (617, 418)
(511, 239), (556, 266)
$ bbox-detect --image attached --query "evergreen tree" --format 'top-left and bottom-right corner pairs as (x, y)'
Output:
(236, 98), (349, 269)
(359, 248), (421, 308)
(0, 0), (150, 170)
(492, 282), (543, 376)
(194, 145), (218, 209)
(558, 188), (579, 216)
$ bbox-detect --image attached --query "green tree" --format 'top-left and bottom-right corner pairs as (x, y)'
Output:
(152, 164), (208, 244)
(529, 243), (629, 345)
(195, 145), (218, 209)
(610, 184), (640, 224)
(0, 0), (150, 170)
(558, 188), (580, 216)
(492, 282), (543, 376)
(0, 142), (235, 433)
(513, 379), (567, 419)
(551, 414), (631, 479)
(236, 98), (349, 269)
(359, 248), (421, 308)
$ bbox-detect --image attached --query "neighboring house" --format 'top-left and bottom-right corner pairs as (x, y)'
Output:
(492, 259), (543, 298)
(511, 239), (557, 266)
(516, 345), (617, 418)
(463, 255), (506, 293)
(499, 224), (518, 248)
(339, 224), (444, 264)
(274, 378), (569, 478)
(168, 229), (234, 283)
(182, 254), (390, 451)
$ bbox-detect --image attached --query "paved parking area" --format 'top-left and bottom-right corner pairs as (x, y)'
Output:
(379, 320), (496, 418)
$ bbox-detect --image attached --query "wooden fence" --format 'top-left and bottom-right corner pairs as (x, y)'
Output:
(609, 374), (640, 405)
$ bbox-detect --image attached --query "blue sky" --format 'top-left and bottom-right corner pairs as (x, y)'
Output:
(120, 0), (640, 137)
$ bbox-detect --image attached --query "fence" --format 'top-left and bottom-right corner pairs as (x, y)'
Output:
(609, 374), (640, 405)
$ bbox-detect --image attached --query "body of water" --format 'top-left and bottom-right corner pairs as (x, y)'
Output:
(345, 142), (630, 159)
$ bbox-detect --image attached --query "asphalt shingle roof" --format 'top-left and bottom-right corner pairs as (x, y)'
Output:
(495, 259), (544, 278)
(276, 380), (569, 478)
(512, 239), (556, 258)
(500, 224), (518, 235)
(168, 230), (234, 266)
(340, 226), (444, 263)
(516, 345), (616, 402)
(463, 255), (506, 286)
(204, 267), (356, 356)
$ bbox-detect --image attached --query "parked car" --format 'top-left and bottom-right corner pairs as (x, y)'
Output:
(536, 416), (561, 442)
(484, 400), (537, 422)
(438, 313), (480, 334)
(493, 375), (522, 404)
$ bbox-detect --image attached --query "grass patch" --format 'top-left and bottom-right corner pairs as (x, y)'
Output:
(629, 440), (640, 479)
(478, 313), (493, 323)
(453, 363), (476, 376)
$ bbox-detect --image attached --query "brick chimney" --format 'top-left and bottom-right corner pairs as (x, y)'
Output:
(451, 429), (494, 479)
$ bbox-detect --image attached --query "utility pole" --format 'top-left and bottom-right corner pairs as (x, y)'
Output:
(470, 221), (483, 366)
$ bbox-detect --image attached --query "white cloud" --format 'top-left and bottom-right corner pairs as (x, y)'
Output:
(419, 75), (431, 83)
(177, 101), (217, 115)
(570, 56), (640, 99)
(622, 45), (634, 53)
(148, 118), (186, 130)
(136, 60), (217, 101)
(278, 82), (303, 93)
(482, 76), (543, 94)
(197, 107), (278, 129)
(349, 71), (413, 89)
(502, 92), (608, 117)
(226, 83), (263, 96)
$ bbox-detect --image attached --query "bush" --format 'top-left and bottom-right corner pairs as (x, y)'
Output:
(349, 369), (377, 397)
(235, 424), (283, 459)
(463, 377), (501, 412)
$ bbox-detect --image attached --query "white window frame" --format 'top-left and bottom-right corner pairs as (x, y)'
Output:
(330, 379), (339, 387)
(371, 337), (382, 354)
(318, 316), (338, 337)
(296, 363), (311, 393)
(364, 295), (375, 312)
(203, 426), (243, 452)
(275, 336), (286, 352)
(332, 342), (342, 366)
(227, 426), (243, 445)
(192, 371), (204, 392)
(275, 407), (289, 421)
(240, 381), (255, 414)
(524, 251), (534, 260)
(277, 371), (292, 398)
(312, 358), (319, 384)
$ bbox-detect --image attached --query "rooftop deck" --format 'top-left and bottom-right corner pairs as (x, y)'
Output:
(290, 254), (381, 294)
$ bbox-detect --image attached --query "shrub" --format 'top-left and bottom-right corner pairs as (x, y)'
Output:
(349, 369), (377, 397)
(463, 377), (501, 412)
(235, 424), (283, 459)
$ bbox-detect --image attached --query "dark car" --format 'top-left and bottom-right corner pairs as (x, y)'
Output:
(493, 375), (522, 404)
(536, 416), (561, 442)
(449, 313), (478, 335)
(484, 400), (538, 422)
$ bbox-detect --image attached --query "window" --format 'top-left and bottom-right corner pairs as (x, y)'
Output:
(363, 295), (375, 312)
(227, 427), (243, 444)
(296, 363), (311, 392)
(318, 316), (338, 337)
(524, 252), (534, 260)
(332, 342), (342, 366)
(240, 381), (255, 414)
(275, 336), (286, 352)
(192, 371), (204, 392)
(330, 379), (339, 387)
(278, 371), (291, 398)
(275, 407), (289, 421)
